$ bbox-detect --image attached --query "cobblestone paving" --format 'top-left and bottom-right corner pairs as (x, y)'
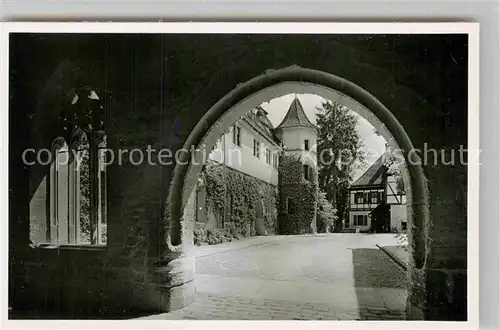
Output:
(196, 234), (406, 288)
(139, 234), (408, 321)
(141, 292), (405, 320)
(352, 248), (407, 289)
(196, 235), (355, 285)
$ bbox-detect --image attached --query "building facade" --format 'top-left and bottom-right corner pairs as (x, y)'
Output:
(347, 154), (407, 232)
(194, 107), (281, 236)
(386, 171), (408, 232)
(194, 99), (319, 237)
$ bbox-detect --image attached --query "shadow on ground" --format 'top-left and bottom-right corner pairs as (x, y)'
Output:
(8, 306), (157, 320)
(351, 247), (408, 320)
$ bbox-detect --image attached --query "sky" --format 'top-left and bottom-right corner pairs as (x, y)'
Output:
(260, 93), (387, 182)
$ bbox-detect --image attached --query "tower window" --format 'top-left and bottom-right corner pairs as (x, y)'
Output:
(304, 139), (309, 151)
(286, 198), (295, 215)
(303, 164), (311, 181)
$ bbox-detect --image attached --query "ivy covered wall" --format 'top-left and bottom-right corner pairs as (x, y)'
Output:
(194, 161), (278, 245)
(278, 154), (319, 235)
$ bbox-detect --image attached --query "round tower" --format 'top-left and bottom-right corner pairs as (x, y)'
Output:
(275, 96), (319, 234)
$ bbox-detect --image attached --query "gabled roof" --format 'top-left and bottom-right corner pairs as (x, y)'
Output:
(275, 96), (317, 130)
(241, 107), (282, 146)
(350, 155), (388, 188)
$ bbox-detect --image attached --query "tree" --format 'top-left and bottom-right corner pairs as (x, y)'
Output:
(316, 191), (337, 233)
(372, 128), (406, 194)
(316, 101), (366, 231)
(334, 180), (351, 228)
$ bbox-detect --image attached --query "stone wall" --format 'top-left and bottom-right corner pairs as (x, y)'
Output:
(10, 34), (192, 317)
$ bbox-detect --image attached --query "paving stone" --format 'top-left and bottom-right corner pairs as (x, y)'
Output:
(135, 235), (408, 321)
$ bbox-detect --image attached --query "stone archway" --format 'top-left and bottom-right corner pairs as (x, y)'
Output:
(168, 66), (427, 261)
(255, 200), (266, 236)
(166, 66), (430, 319)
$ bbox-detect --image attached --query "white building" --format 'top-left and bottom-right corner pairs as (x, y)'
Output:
(347, 154), (407, 232)
(386, 172), (408, 232)
(208, 107), (281, 185)
(195, 106), (282, 233)
(194, 97), (319, 237)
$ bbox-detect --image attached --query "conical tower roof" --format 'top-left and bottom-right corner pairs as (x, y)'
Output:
(276, 96), (317, 130)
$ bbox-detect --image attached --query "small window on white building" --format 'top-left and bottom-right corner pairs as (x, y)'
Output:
(355, 192), (364, 204)
(253, 139), (260, 158)
(266, 148), (271, 165)
(354, 215), (368, 226)
(304, 139), (309, 151)
(233, 125), (241, 147)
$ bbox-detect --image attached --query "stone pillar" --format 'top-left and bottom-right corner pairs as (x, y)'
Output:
(152, 186), (196, 311)
(407, 163), (467, 320)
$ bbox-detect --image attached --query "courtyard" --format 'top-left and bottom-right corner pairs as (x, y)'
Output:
(139, 234), (408, 320)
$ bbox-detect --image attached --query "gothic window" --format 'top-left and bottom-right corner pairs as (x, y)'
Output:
(41, 86), (107, 245)
(49, 138), (70, 243)
(47, 132), (107, 245)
